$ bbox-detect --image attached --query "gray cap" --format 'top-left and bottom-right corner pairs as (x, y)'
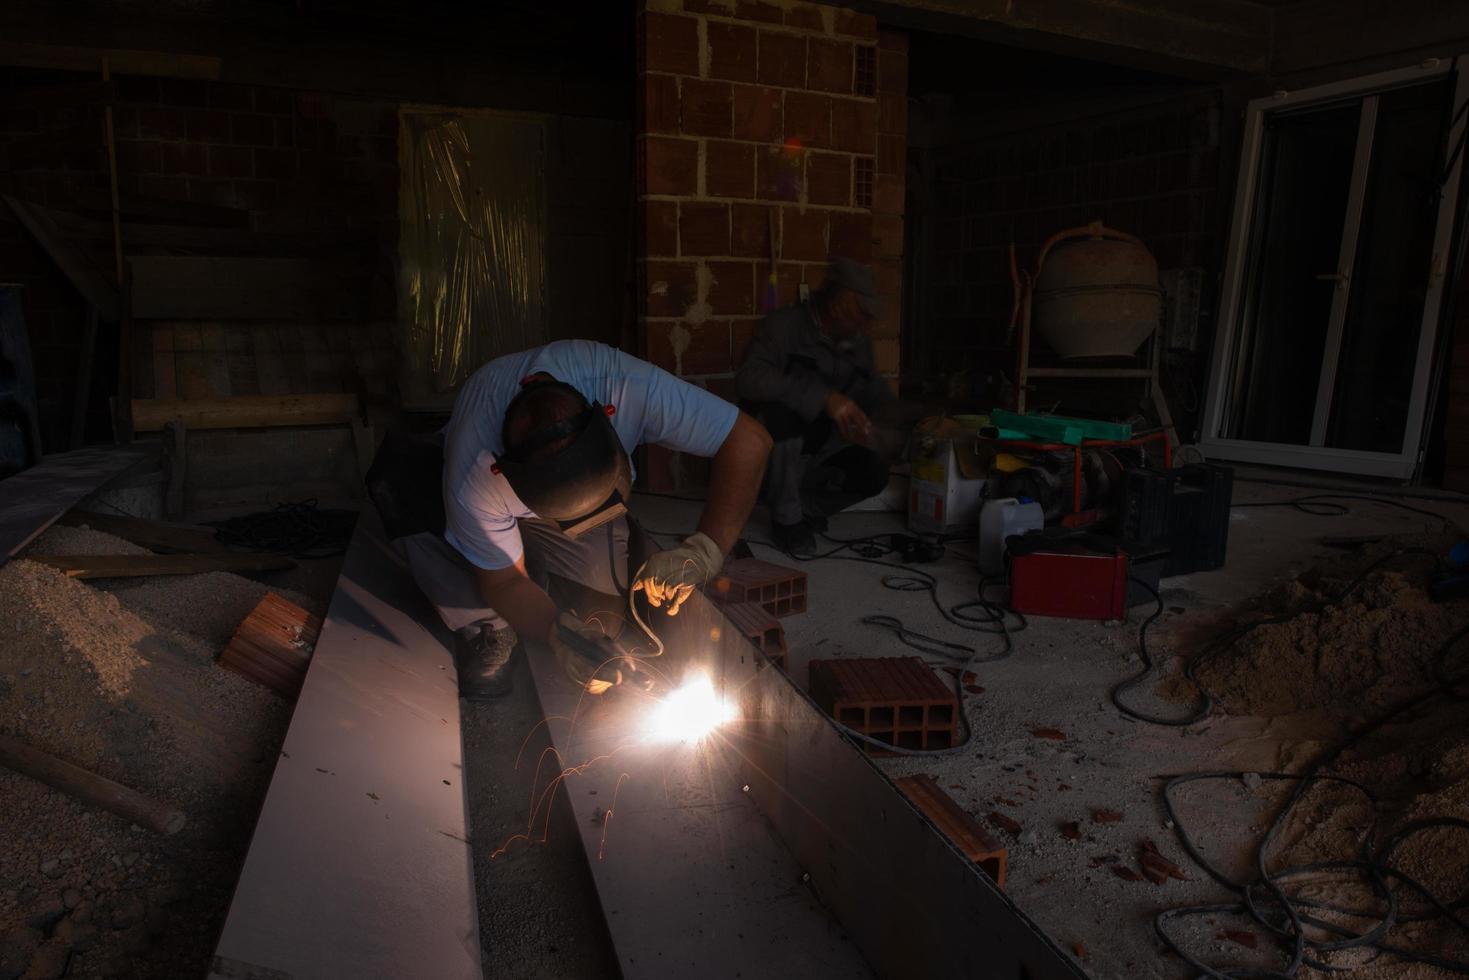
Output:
(825, 256), (879, 317)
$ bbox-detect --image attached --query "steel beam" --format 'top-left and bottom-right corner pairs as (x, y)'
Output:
(527, 591), (1085, 980)
(210, 511), (481, 980)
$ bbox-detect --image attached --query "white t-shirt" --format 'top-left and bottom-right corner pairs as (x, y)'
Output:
(441, 340), (738, 570)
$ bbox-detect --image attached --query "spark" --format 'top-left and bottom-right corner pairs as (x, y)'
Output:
(644, 671), (739, 745)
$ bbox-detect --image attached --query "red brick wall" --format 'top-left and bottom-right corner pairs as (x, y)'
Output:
(634, 0), (908, 490)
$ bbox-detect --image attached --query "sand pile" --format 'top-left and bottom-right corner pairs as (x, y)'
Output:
(1187, 559), (1469, 717)
(0, 525), (311, 979)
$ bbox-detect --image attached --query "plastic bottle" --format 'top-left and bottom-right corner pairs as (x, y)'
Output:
(978, 497), (1044, 576)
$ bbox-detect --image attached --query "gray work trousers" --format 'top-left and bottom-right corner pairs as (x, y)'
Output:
(395, 517), (632, 634)
(766, 432), (889, 526)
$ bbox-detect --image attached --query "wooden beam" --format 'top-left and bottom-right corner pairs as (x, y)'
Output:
(1, 195), (122, 322)
(132, 394), (362, 432)
(0, 41), (221, 79)
(1272, 0), (1469, 78)
(56, 509), (226, 554)
(854, 0), (1271, 77)
(0, 734), (187, 835)
(129, 257), (320, 320)
(6, 79), (117, 109)
(30, 551), (295, 579)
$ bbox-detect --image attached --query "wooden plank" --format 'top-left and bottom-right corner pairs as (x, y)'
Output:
(1, 195), (121, 321)
(199, 322), (231, 397)
(65, 189), (250, 228)
(129, 257), (319, 319)
(131, 394), (361, 432)
(69, 307), (98, 449)
(224, 325), (261, 397)
(0, 446), (145, 560)
(30, 551), (295, 579)
(171, 322), (211, 400)
(0, 42), (222, 79)
(38, 207), (286, 252)
(56, 509), (226, 554)
(150, 322), (177, 400)
(6, 80), (118, 110)
(210, 511), (481, 980)
(251, 323), (290, 395)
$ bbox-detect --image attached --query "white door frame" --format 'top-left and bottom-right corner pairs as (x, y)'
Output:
(1199, 58), (1469, 479)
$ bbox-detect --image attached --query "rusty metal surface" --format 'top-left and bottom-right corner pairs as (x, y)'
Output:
(533, 592), (1085, 980)
(209, 510), (482, 980)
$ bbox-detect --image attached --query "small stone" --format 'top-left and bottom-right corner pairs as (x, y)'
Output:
(52, 916), (97, 951)
(25, 900), (65, 932)
(20, 940), (68, 979)
(16, 887), (37, 905)
(109, 898), (144, 931)
(57, 851), (72, 863)
(37, 860), (58, 879)
(1017, 830), (1039, 848)
(150, 882), (183, 907)
(0, 927), (42, 980)
(121, 852), (138, 868)
(68, 903), (92, 927)
(61, 890), (81, 911)
(1242, 772), (1264, 791)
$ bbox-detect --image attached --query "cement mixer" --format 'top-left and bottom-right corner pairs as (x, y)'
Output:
(1031, 222), (1161, 359)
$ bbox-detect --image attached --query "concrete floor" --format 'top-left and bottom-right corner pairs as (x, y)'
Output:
(469, 478), (1469, 979)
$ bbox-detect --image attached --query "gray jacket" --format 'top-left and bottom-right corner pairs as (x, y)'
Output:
(736, 302), (892, 422)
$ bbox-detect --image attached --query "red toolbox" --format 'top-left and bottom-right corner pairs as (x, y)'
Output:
(1007, 540), (1128, 620)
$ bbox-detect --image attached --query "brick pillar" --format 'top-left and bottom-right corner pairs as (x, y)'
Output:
(635, 0), (909, 490)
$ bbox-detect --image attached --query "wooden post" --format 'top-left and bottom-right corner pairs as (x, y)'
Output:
(101, 55), (134, 443)
(0, 733), (186, 834)
(70, 305), (98, 448)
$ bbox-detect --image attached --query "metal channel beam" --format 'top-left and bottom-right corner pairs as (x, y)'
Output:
(529, 591), (1085, 980)
(210, 511), (481, 980)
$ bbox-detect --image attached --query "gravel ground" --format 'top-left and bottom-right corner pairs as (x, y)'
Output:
(0, 524), (327, 980)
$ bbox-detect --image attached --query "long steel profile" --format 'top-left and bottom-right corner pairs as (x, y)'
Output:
(528, 590), (1085, 980)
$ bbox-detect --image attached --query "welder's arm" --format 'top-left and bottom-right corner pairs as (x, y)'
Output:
(699, 411), (773, 555)
(475, 559), (558, 646)
(635, 412), (772, 615)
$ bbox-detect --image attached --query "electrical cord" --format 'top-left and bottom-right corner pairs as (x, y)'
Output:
(1111, 548), (1443, 727)
(743, 528), (1025, 757)
(208, 499), (358, 559)
(1232, 493), (1460, 528)
(1146, 558), (1469, 977)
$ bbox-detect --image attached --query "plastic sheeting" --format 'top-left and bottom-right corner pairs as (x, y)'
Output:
(399, 110), (547, 396)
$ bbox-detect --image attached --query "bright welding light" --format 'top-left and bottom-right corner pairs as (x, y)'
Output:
(645, 672), (738, 744)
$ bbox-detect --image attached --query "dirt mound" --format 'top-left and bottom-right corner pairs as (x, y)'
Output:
(0, 544), (293, 978)
(1185, 563), (1469, 717)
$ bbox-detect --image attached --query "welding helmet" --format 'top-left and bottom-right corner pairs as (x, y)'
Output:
(495, 378), (631, 538)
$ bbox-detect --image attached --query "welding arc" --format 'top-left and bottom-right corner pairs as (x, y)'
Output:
(1150, 585), (1469, 976)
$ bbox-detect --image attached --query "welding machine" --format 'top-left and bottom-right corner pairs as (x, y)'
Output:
(1006, 530), (1129, 620)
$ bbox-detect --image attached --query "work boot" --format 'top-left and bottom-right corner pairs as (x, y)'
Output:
(453, 623), (517, 700)
(772, 519), (816, 557)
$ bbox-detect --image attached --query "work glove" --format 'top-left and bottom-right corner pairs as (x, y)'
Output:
(632, 532), (724, 616)
(548, 612), (623, 696)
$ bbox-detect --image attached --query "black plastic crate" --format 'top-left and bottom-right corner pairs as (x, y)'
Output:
(1163, 464), (1232, 576)
(1119, 466), (1173, 549)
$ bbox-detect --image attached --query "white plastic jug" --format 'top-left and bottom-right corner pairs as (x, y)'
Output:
(978, 497), (1044, 576)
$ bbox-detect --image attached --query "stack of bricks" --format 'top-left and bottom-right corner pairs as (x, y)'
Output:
(635, 0), (909, 490)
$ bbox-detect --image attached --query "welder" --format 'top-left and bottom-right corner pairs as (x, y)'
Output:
(736, 256), (894, 556)
(366, 339), (771, 700)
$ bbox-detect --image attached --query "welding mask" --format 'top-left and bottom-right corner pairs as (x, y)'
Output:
(495, 379), (631, 539)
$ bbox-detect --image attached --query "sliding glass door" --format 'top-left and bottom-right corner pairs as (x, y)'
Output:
(1202, 60), (1469, 478)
